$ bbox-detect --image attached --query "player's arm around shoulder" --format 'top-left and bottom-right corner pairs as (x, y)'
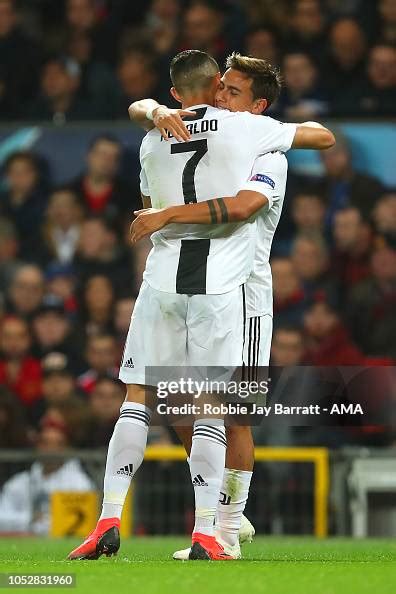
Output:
(128, 99), (160, 131)
(241, 111), (335, 152)
(128, 98), (195, 142)
(292, 121), (335, 150)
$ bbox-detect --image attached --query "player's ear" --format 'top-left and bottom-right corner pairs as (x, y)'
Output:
(251, 98), (268, 115)
(170, 86), (182, 104)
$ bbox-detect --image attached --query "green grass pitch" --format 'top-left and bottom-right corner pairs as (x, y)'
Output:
(1, 537), (396, 594)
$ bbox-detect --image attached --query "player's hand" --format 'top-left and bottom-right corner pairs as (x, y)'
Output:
(152, 106), (196, 142)
(130, 208), (170, 243)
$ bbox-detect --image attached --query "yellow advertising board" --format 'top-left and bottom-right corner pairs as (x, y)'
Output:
(51, 492), (98, 537)
(50, 490), (132, 538)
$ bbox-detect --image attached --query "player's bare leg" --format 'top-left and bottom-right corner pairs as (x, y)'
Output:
(67, 384), (154, 560)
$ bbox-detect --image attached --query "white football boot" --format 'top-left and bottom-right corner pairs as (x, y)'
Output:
(172, 514), (255, 560)
(238, 514), (255, 544)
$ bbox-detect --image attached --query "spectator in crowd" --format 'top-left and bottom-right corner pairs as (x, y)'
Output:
(0, 152), (48, 256)
(29, 56), (93, 123)
(144, 0), (182, 57)
(73, 217), (133, 289)
(0, 0), (394, 123)
(77, 333), (119, 394)
(272, 52), (328, 120)
(0, 218), (21, 294)
(319, 131), (384, 226)
(180, 0), (229, 66)
(245, 0), (289, 34)
(44, 263), (78, 314)
(325, 18), (367, 102)
(244, 26), (280, 65)
(377, 0), (396, 45)
(270, 326), (305, 366)
(85, 375), (125, 447)
(6, 265), (45, 319)
(64, 30), (116, 118)
(356, 44), (396, 116)
(114, 47), (165, 119)
(372, 192), (396, 235)
(303, 300), (366, 365)
(0, 0), (41, 119)
(347, 242), (396, 358)
(31, 296), (78, 366)
(64, 0), (99, 36)
(291, 234), (336, 304)
(38, 187), (83, 266)
(30, 352), (89, 444)
(63, 0), (116, 64)
(77, 275), (115, 342)
(69, 135), (140, 226)
(0, 423), (94, 534)
(0, 386), (29, 449)
(0, 316), (42, 406)
(331, 207), (373, 297)
(272, 257), (309, 329)
(290, 189), (326, 237)
(334, 44), (396, 116)
(286, 0), (327, 59)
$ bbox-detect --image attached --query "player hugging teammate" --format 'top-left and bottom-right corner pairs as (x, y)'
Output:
(68, 50), (334, 562)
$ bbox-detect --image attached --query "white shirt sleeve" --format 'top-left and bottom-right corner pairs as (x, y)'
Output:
(242, 112), (297, 155)
(140, 168), (149, 196)
(239, 152), (288, 210)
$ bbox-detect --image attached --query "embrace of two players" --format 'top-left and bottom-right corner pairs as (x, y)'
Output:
(68, 50), (335, 562)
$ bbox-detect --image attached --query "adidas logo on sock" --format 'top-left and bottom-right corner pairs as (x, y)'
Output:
(116, 464), (134, 477)
(192, 474), (208, 487)
(123, 357), (134, 368)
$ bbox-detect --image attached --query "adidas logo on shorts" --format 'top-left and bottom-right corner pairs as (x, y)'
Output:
(192, 474), (208, 487)
(123, 357), (134, 368)
(117, 464), (134, 477)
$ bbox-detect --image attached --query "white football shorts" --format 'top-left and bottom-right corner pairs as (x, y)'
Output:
(242, 313), (273, 379)
(119, 281), (245, 386)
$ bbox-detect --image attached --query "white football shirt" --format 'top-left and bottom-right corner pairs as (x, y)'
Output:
(240, 151), (288, 318)
(140, 104), (296, 294)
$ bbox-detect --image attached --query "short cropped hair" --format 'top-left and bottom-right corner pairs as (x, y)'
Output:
(170, 50), (219, 94)
(225, 52), (282, 106)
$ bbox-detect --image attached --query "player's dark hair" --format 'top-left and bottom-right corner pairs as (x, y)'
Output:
(225, 52), (282, 106)
(170, 50), (220, 94)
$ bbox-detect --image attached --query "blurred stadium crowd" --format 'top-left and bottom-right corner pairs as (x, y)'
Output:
(1, 0), (396, 121)
(0, 0), (396, 455)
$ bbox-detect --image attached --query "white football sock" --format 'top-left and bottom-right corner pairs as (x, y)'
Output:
(190, 419), (226, 537)
(100, 402), (151, 520)
(216, 468), (252, 547)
